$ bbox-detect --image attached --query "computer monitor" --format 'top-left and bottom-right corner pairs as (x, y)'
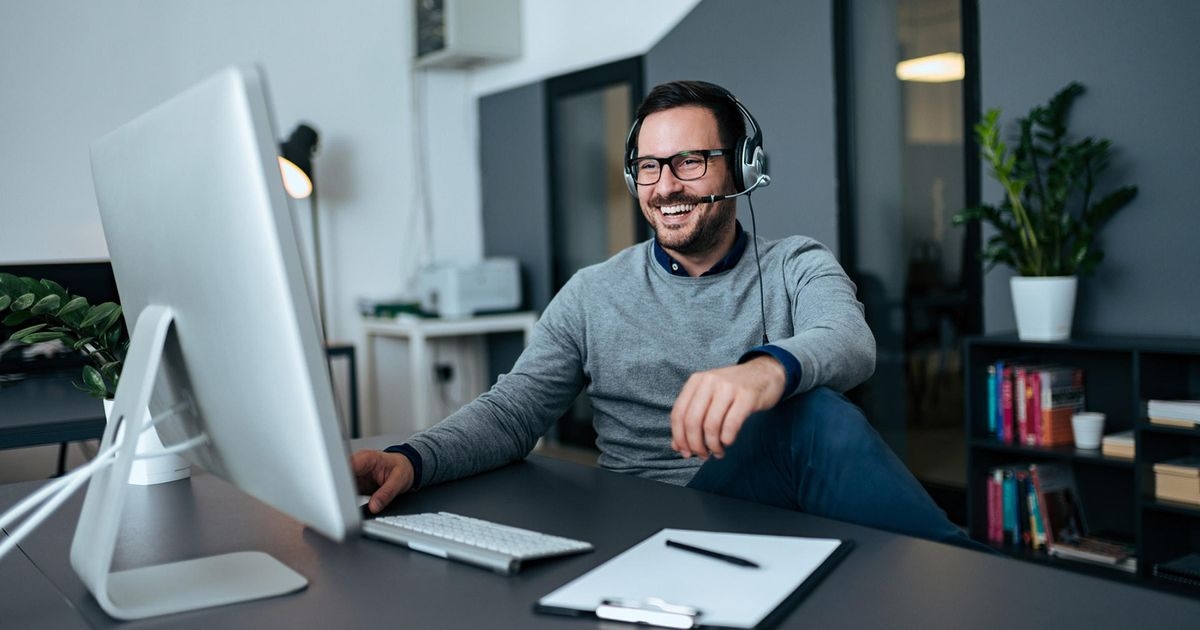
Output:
(73, 65), (360, 620)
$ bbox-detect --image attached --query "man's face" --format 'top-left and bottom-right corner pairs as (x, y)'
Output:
(634, 106), (738, 257)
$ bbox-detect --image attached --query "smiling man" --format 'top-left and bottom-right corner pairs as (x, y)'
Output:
(353, 81), (975, 548)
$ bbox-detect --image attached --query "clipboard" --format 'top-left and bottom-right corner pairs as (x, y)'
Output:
(535, 528), (852, 629)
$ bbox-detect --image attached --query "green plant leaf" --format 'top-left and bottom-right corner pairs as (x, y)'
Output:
(0, 295), (10, 310)
(82, 365), (106, 396)
(80, 302), (120, 329)
(22, 331), (67, 343)
(56, 296), (89, 318)
(39, 279), (67, 296)
(2, 311), (33, 326)
(9, 323), (47, 341)
(11, 293), (35, 311)
(72, 336), (95, 350)
(30, 294), (62, 315)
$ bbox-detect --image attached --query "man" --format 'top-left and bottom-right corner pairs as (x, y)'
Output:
(353, 80), (970, 547)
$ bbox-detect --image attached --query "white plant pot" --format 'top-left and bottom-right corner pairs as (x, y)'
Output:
(1010, 276), (1077, 341)
(102, 399), (192, 485)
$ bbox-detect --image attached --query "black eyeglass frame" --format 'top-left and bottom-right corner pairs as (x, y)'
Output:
(628, 148), (732, 186)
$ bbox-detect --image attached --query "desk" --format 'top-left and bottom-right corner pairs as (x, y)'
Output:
(361, 312), (537, 434)
(2, 437), (1199, 629)
(0, 371), (106, 475)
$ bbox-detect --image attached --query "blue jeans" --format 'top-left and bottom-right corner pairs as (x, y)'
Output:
(687, 387), (980, 550)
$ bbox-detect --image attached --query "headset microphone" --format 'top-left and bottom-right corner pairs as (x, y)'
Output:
(699, 174), (771, 204)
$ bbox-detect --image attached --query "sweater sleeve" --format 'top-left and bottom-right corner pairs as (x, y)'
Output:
(767, 238), (876, 394)
(405, 278), (588, 488)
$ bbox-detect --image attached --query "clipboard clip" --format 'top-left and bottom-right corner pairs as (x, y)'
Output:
(596, 597), (701, 629)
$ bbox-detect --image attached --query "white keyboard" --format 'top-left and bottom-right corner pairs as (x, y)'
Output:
(362, 511), (593, 574)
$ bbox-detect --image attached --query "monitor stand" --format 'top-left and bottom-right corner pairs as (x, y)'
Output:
(69, 304), (308, 620)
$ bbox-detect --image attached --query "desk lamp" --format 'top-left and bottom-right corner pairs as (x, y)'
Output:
(278, 123), (326, 339)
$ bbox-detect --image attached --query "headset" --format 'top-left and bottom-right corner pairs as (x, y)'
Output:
(623, 84), (770, 200)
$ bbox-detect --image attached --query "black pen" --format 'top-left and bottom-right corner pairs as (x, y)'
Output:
(666, 539), (760, 568)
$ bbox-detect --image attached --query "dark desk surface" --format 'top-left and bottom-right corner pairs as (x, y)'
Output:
(3, 439), (1200, 629)
(0, 371), (105, 448)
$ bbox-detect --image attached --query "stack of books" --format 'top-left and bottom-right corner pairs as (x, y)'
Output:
(1154, 456), (1200, 505)
(1147, 399), (1200, 428)
(1100, 430), (1135, 459)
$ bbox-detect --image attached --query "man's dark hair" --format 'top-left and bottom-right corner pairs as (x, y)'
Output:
(634, 80), (745, 150)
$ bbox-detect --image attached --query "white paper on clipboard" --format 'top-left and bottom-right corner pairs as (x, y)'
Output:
(536, 528), (846, 629)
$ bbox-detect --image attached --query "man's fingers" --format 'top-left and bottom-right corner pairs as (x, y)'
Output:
(670, 377), (699, 456)
(720, 397), (756, 447)
(682, 378), (716, 458)
(702, 386), (736, 458)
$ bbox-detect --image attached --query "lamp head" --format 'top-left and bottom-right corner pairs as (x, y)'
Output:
(279, 123), (319, 199)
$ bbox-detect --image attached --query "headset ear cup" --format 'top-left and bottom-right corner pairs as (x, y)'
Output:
(624, 166), (637, 197)
(746, 144), (765, 188)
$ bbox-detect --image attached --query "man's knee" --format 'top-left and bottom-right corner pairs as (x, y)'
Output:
(785, 387), (876, 457)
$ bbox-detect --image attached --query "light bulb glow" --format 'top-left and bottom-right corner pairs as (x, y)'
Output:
(896, 52), (965, 83)
(278, 156), (313, 199)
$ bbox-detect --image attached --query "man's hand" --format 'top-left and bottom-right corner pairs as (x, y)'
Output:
(351, 449), (415, 514)
(670, 355), (787, 460)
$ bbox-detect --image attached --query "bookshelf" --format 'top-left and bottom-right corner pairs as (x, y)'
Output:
(965, 334), (1200, 595)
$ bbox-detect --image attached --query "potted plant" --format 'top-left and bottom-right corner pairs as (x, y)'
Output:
(954, 82), (1138, 340)
(0, 273), (126, 398)
(1, 272), (189, 484)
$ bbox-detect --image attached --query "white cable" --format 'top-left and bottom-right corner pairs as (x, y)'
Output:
(0, 398), (204, 561)
(133, 433), (209, 459)
(0, 437), (123, 560)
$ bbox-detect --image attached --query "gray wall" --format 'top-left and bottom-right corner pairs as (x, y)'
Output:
(482, 0), (840, 310)
(480, 82), (554, 312)
(479, 82), (552, 378)
(646, 0), (840, 248)
(979, 0), (1200, 337)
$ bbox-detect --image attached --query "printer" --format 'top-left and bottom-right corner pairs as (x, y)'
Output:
(417, 258), (522, 318)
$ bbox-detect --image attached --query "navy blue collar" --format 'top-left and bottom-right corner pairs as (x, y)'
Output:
(652, 222), (748, 277)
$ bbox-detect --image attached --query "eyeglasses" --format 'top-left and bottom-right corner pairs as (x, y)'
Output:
(628, 149), (730, 186)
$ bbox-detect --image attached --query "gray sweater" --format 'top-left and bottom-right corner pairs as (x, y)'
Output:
(407, 234), (875, 487)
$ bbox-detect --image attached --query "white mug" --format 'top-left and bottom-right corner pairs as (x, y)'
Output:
(1072, 412), (1106, 450)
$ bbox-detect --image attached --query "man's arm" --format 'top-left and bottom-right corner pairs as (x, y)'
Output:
(669, 238), (874, 459)
(353, 277), (590, 510)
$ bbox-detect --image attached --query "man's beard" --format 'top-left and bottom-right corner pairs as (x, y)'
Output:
(649, 192), (737, 255)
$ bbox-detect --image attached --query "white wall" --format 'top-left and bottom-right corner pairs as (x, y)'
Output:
(0, 0), (698, 438)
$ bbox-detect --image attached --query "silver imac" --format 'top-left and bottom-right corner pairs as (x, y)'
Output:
(74, 65), (360, 620)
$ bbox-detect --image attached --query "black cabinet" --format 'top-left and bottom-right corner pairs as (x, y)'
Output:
(965, 334), (1200, 593)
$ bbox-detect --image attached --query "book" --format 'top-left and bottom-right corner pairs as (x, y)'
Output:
(1049, 538), (1138, 573)
(1149, 416), (1199, 428)
(1028, 462), (1086, 547)
(1030, 366), (1085, 446)
(987, 469), (1004, 545)
(1100, 430), (1135, 459)
(986, 364), (998, 436)
(1147, 399), (1200, 422)
(1154, 552), (1200, 588)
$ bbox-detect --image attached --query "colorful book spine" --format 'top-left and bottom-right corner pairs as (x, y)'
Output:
(1002, 469), (1017, 544)
(1015, 366), (1030, 446)
(1027, 474), (1046, 549)
(987, 364), (998, 436)
(1027, 370), (1042, 446)
(988, 469), (1003, 544)
(1001, 365), (1016, 444)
